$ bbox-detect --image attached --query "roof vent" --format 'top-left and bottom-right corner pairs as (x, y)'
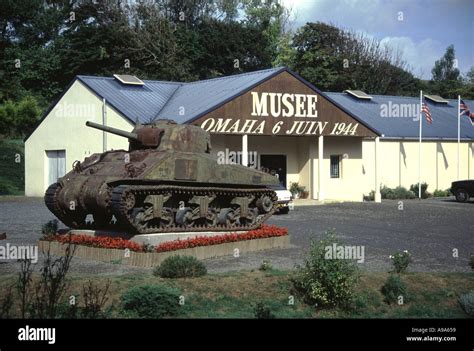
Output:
(424, 94), (449, 104)
(113, 74), (144, 86)
(344, 90), (372, 100)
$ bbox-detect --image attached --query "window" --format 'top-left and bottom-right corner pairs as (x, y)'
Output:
(330, 155), (341, 178)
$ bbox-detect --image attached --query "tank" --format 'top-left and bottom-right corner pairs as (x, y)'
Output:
(44, 120), (280, 234)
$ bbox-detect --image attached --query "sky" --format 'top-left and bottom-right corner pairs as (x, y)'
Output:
(280, 0), (474, 79)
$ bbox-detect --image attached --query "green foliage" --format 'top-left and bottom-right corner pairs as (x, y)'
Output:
(290, 22), (421, 96)
(42, 219), (59, 236)
(0, 96), (41, 138)
(259, 259), (273, 271)
(381, 274), (409, 305)
(433, 189), (451, 197)
(153, 255), (207, 278)
(432, 45), (460, 82)
(389, 250), (412, 274)
(289, 182), (305, 197)
(0, 139), (24, 195)
(120, 284), (181, 318)
(410, 182), (430, 199)
(254, 302), (275, 319)
(458, 292), (474, 317)
(381, 185), (416, 200)
(291, 230), (359, 308)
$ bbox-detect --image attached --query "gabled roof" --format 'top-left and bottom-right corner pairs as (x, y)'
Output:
(25, 66), (474, 141)
(326, 92), (474, 140)
(79, 67), (285, 124)
(77, 75), (181, 124)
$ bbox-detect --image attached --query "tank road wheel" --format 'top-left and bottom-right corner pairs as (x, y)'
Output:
(176, 207), (195, 227)
(218, 208), (238, 227)
(133, 207), (153, 232)
(256, 195), (274, 214)
(160, 207), (175, 228)
(237, 208), (259, 227)
(205, 208), (218, 227)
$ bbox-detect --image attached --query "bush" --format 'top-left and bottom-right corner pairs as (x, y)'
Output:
(290, 230), (359, 308)
(458, 292), (474, 317)
(365, 186), (415, 201)
(433, 189), (450, 197)
(259, 259), (273, 271)
(381, 274), (409, 305)
(469, 255), (474, 270)
(254, 302), (275, 319)
(153, 255), (207, 278)
(410, 182), (430, 199)
(389, 250), (412, 274)
(289, 182), (305, 197)
(41, 219), (58, 236)
(121, 285), (181, 318)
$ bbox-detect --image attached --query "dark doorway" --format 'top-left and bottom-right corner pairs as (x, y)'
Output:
(260, 154), (287, 187)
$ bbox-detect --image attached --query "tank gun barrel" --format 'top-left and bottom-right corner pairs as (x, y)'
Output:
(86, 121), (138, 141)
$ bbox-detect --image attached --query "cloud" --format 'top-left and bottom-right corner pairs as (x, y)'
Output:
(380, 37), (442, 79)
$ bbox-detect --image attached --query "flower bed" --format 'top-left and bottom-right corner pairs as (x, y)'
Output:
(42, 225), (288, 253)
(155, 225), (288, 253)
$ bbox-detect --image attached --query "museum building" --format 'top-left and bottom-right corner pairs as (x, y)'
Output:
(24, 67), (474, 201)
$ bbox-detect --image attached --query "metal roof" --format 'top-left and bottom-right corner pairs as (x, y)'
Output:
(77, 67), (284, 125)
(77, 75), (181, 124)
(26, 67), (474, 141)
(325, 92), (474, 140)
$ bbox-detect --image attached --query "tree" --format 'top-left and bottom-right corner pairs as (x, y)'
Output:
(431, 45), (460, 81)
(427, 45), (470, 98)
(289, 22), (419, 95)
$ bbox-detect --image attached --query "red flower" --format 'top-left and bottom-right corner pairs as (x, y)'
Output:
(43, 224), (288, 253)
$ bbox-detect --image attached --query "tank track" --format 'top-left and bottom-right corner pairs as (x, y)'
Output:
(110, 184), (278, 234)
(45, 182), (86, 229)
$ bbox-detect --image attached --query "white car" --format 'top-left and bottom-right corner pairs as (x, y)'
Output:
(272, 185), (293, 214)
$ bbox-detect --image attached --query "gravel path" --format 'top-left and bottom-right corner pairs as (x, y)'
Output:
(0, 196), (473, 275)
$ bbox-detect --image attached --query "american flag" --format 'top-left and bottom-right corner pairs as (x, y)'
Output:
(460, 99), (474, 126)
(422, 99), (432, 124)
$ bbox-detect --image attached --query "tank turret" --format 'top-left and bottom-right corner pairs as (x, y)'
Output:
(86, 120), (211, 153)
(45, 119), (279, 234)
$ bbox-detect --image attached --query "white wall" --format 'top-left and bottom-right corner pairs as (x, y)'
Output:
(362, 139), (474, 195)
(25, 80), (132, 196)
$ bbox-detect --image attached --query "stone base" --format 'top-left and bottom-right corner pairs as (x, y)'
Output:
(38, 235), (291, 268)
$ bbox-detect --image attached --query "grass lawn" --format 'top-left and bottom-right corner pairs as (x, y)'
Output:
(0, 139), (24, 195)
(1, 270), (472, 318)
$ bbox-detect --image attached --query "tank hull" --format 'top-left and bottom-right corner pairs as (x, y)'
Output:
(45, 149), (280, 234)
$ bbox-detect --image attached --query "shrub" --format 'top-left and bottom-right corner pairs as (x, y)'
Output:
(41, 219), (58, 236)
(458, 292), (474, 317)
(470, 255), (474, 270)
(289, 182), (305, 197)
(259, 259), (273, 271)
(365, 186), (415, 200)
(381, 274), (409, 305)
(410, 182), (429, 198)
(433, 189), (450, 197)
(254, 302), (275, 319)
(121, 285), (181, 318)
(154, 256), (207, 278)
(389, 250), (412, 274)
(290, 230), (359, 308)
(364, 191), (375, 201)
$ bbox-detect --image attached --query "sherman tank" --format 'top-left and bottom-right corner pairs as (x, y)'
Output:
(44, 120), (279, 234)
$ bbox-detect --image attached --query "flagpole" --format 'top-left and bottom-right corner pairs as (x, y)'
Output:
(419, 90), (422, 199)
(457, 95), (460, 180)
